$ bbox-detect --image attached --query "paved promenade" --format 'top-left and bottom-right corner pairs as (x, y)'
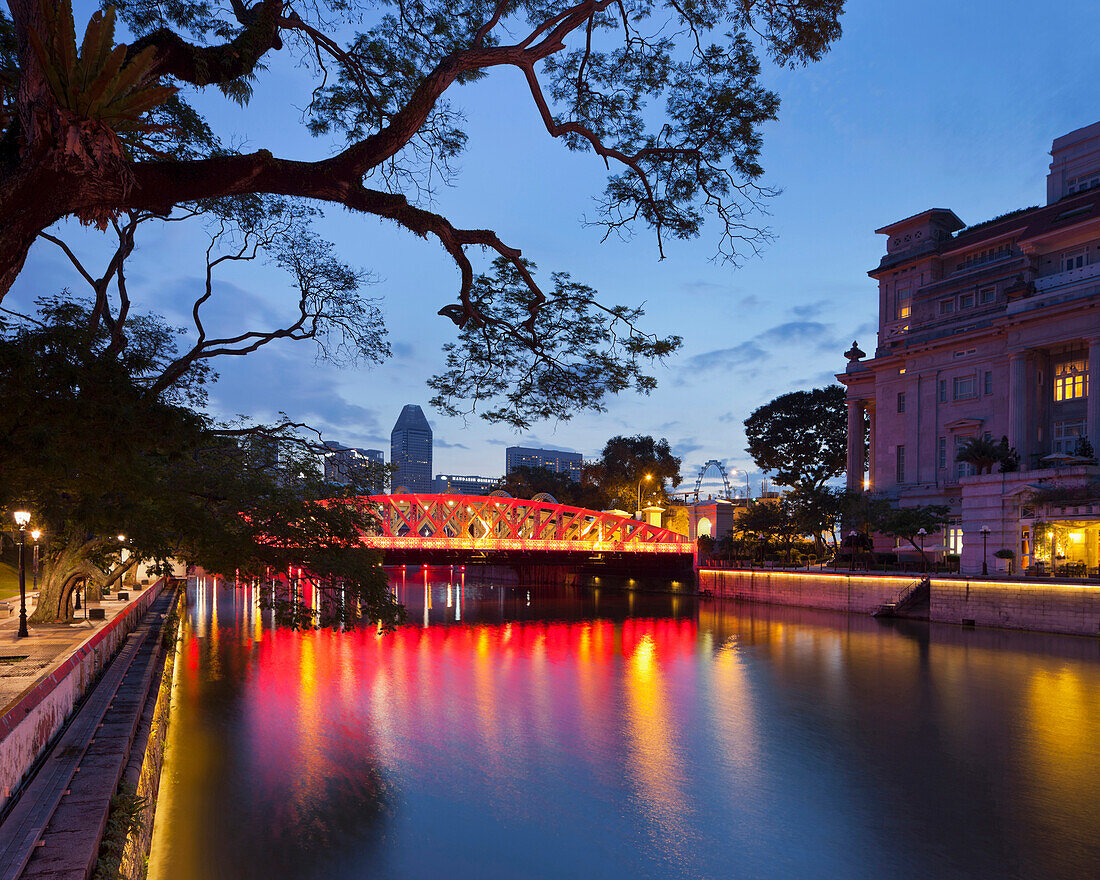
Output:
(0, 594), (146, 714)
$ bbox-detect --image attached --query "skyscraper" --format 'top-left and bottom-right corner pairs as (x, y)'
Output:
(390, 404), (433, 492)
(505, 446), (584, 481)
(323, 441), (384, 492)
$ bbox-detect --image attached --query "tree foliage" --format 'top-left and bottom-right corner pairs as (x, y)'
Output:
(744, 385), (847, 491)
(497, 464), (607, 509)
(0, 298), (403, 629)
(0, 0), (845, 421)
(587, 434), (681, 510)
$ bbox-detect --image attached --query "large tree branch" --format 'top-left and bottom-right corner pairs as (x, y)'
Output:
(128, 0), (285, 87)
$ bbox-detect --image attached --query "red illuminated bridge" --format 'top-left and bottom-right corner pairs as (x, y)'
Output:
(361, 494), (696, 574)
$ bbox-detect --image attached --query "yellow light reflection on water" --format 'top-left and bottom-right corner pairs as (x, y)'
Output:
(624, 632), (687, 832)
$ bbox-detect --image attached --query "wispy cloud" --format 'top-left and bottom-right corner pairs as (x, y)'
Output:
(684, 341), (767, 372)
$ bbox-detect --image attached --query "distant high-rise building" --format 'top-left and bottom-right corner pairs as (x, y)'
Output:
(505, 446), (584, 481)
(432, 474), (502, 495)
(391, 405), (433, 492)
(323, 441), (384, 491)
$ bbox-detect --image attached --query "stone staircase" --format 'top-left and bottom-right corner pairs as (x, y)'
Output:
(872, 576), (930, 619)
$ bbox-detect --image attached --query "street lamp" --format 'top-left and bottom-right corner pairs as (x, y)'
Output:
(30, 528), (45, 611)
(848, 530), (858, 569)
(636, 473), (653, 515)
(13, 511), (30, 638)
(917, 527), (928, 573)
(979, 524), (991, 576)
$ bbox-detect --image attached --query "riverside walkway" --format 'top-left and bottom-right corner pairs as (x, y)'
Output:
(0, 583), (177, 880)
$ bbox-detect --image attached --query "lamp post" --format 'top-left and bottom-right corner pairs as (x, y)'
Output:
(14, 511), (30, 638)
(115, 534), (127, 594)
(848, 530), (858, 570)
(30, 529), (40, 600)
(636, 473), (652, 516)
(917, 527), (928, 573)
(979, 525), (991, 576)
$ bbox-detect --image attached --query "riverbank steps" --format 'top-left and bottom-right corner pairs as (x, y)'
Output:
(697, 569), (1100, 637)
(0, 583), (178, 880)
(114, 593), (182, 880)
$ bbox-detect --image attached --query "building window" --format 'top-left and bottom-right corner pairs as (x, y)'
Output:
(979, 285), (996, 303)
(1062, 248), (1088, 272)
(897, 392), (906, 413)
(953, 375), (977, 400)
(896, 445), (906, 483)
(959, 293), (975, 309)
(1067, 175), (1100, 195)
(939, 299), (955, 315)
(1053, 419), (1087, 454)
(984, 371), (993, 395)
(939, 380), (947, 403)
(946, 525), (964, 555)
(1054, 358), (1088, 401)
(894, 285), (911, 321)
(938, 437), (947, 469)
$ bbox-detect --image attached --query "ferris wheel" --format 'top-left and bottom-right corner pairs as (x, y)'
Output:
(693, 459), (733, 502)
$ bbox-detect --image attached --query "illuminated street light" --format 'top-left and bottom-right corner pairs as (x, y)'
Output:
(30, 529), (42, 612)
(13, 511), (30, 638)
(637, 473), (653, 515)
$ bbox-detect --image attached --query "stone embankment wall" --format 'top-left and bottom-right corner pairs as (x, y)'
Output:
(931, 578), (1100, 636)
(698, 569), (1100, 637)
(697, 570), (916, 614)
(0, 579), (167, 811)
(119, 592), (183, 880)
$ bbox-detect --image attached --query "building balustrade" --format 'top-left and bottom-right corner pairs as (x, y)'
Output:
(1034, 260), (1100, 291)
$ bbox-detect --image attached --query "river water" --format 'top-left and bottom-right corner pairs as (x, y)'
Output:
(148, 575), (1100, 880)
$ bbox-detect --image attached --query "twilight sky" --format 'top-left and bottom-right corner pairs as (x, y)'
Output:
(11, 0), (1100, 492)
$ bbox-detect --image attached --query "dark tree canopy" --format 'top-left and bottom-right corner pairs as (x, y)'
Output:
(0, 0), (845, 425)
(498, 464), (608, 509)
(743, 385), (847, 491)
(588, 434), (681, 510)
(0, 299), (402, 629)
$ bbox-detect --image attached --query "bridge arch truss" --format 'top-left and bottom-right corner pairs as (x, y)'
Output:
(363, 494), (692, 556)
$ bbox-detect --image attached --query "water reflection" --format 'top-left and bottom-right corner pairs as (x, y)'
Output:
(149, 579), (1100, 880)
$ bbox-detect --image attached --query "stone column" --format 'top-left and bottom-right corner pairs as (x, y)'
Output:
(866, 404), (876, 491)
(1008, 353), (1028, 468)
(846, 399), (865, 493)
(1088, 338), (1100, 449)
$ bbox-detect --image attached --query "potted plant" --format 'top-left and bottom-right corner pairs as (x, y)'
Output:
(993, 548), (1016, 574)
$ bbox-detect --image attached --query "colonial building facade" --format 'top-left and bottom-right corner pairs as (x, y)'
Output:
(840, 121), (1100, 575)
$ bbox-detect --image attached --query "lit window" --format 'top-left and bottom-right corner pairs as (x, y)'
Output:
(1054, 358), (1088, 401)
(946, 525), (963, 555)
(1053, 419), (1086, 454)
(953, 376), (977, 400)
(895, 284), (912, 320)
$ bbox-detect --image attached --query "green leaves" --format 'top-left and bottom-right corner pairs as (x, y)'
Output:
(744, 385), (848, 491)
(27, 0), (176, 141)
(428, 256), (681, 428)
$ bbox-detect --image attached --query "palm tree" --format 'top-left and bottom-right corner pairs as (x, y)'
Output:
(955, 436), (1000, 475)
